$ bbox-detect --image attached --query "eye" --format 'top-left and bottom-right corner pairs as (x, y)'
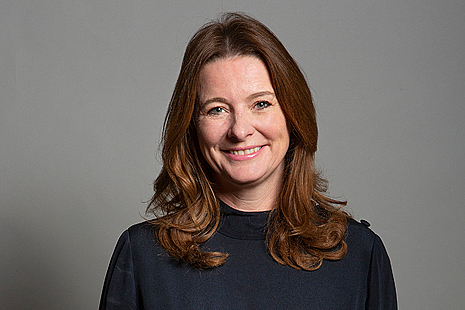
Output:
(207, 106), (226, 115)
(255, 100), (271, 109)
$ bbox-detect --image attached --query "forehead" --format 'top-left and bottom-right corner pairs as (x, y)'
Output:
(198, 56), (273, 98)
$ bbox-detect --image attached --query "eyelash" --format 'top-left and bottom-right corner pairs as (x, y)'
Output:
(206, 107), (226, 115)
(255, 100), (271, 109)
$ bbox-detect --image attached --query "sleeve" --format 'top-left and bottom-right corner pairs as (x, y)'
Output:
(99, 230), (138, 310)
(366, 234), (398, 310)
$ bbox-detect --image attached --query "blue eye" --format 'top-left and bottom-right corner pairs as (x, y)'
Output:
(255, 101), (271, 109)
(208, 107), (225, 115)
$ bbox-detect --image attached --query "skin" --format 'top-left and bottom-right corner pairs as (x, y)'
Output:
(196, 56), (290, 211)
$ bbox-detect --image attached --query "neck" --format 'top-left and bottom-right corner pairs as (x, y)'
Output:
(214, 175), (282, 212)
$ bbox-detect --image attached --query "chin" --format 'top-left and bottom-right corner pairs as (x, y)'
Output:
(222, 171), (269, 186)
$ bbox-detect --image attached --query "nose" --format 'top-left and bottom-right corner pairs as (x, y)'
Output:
(227, 111), (254, 141)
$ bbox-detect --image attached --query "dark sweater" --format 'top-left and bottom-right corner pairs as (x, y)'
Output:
(100, 201), (397, 309)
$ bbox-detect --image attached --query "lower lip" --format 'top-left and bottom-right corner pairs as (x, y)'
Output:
(224, 146), (265, 161)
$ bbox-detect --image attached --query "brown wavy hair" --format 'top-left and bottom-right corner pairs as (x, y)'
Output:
(147, 12), (350, 270)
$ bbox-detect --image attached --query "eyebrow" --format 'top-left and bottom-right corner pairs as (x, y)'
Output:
(201, 91), (276, 106)
(247, 91), (276, 100)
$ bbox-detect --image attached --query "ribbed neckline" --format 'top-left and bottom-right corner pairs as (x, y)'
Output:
(217, 200), (271, 240)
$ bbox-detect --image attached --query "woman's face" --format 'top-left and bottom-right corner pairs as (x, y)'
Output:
(196, 56), (290, 189)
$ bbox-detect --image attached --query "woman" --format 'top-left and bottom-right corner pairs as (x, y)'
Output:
(100, 12), (397, 309)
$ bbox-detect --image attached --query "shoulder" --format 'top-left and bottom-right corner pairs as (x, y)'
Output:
(345, 220), (397, 307)
(108, 221), (170, 271)
(111, 221), (161, 257)
(345, 218), (386, 257)
(121, 221), (159, 249)
(346, 218), (376, 240)
(346, 217), (379, 237)
(100, 222), (157, 309)
(126, 221), (156, 238)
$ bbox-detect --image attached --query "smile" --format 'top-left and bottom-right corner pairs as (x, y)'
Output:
(228, 146), (262, 155)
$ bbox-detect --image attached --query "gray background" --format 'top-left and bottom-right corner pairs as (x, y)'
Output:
(1, 0), (464, 309)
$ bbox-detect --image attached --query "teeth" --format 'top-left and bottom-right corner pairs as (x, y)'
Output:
(230, 146), (261, 155)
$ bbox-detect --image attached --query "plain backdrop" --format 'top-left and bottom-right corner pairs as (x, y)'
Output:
(1, 0), (464, 309)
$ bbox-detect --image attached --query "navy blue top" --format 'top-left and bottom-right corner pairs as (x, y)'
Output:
(100, 201), (397, 309)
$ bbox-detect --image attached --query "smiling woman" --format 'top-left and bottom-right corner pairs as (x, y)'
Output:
(100, 12), (397, 309)
(196, 56), (290, 206)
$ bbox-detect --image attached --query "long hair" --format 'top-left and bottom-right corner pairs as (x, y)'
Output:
(147, 12), (349, 270)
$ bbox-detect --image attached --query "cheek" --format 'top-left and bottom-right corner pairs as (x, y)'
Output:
(265, 113), (289, 142)
(196, 120), (223, 149)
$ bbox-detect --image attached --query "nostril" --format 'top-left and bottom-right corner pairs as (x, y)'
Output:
(228, 117), (254, 141)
